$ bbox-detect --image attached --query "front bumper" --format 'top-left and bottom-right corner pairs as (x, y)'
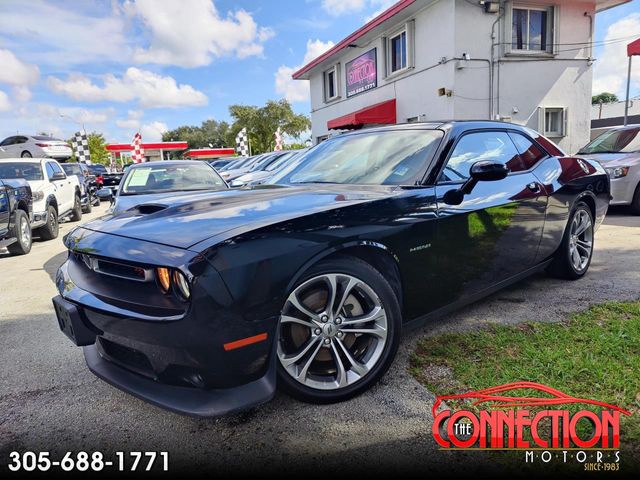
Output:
(31, 210), (48, 228)
(609, 175), (638, 205)
(53, 230), (279, 417)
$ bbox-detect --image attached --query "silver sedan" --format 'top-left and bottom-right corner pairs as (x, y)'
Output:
(578, 125), (640, 214)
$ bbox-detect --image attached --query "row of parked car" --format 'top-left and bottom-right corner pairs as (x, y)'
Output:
(0, 157), (104, 256)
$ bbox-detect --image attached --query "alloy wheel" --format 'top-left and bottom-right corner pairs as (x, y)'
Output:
(20, 216), (30, 245)
(569, 209), (593, 272)
(278, 273), (388, 390)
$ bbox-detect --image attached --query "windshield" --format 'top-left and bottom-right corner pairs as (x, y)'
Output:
(265, 151), (299, 172)
(61, 164), (82, 175)
(578, 127), (640, 154)
(249, 153), (284, 172)
(89, 164), (108, 174)
(121, 163), (227, 195)
(0, 162), (43, 181)
(271, 129), (443, 185)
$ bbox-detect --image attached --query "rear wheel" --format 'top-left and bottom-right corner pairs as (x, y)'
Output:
(70, 195), (82, 221)
(277, 256), (401, 404)
(7, 210), (32, 255)
(547, 202), (594, 280)
(21, 151), (32, 158)
(36, 205), (59, 240)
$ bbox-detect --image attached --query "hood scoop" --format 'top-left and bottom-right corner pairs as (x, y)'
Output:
(131, 203), (168, 215)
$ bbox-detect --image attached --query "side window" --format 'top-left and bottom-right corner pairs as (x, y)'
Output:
(0, 137), (13, 146)
(45, 163), (56, 180)
(15, 136), (28, 144)
(50, 162), (65, 177)
(439, 131), (522, 182)
(508, 132), (548, 170)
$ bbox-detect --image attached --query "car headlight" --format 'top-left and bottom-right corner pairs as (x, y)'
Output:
(32, 190), (44, 202)
(606, 166), (630, 179)
(155, 267), (191, 300)
(173, 270), (191, 300)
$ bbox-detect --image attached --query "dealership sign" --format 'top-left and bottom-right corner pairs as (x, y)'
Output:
(346, 48), (377, 98)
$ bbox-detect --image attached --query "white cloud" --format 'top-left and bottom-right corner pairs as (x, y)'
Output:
(0, 0), (130, 66)
(0, 91), (10, 112)
(593, 14), (640, 97)
(364, 0), (398, 22)
(47, 67), (208, 108)
(116, 110), (144, 130)
(275, 39), (334, 103)
(140, 121), (168, 141)
(0, 49), (39, 86)
(321, 0), (366, 16)
(128, 0), (274, 67)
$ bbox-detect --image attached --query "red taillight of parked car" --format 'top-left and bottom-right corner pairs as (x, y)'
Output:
(35, 143), (50, 147)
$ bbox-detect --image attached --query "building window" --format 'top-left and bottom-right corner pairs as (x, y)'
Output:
(324, 65), (339, 102)
(510, 6), (555, 54)
(539, 107), (566, 137)
(385, 21), (414, 77)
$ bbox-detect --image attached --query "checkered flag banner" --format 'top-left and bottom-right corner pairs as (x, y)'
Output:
(131, 132), (145, 163)
(71, 131), (91, 163)
(235, 127), (249, 156)
(274, 127), (283, 151)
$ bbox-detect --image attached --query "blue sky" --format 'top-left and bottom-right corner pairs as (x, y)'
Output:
(0, 0), (638, 143)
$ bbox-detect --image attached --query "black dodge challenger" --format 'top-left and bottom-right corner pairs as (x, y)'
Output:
(53, 121), (609, 416)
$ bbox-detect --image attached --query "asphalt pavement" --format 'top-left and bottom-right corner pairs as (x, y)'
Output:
(1, 204), (639, 475)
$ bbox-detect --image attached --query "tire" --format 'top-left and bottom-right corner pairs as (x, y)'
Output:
(36, 205), (59, 240)
(70, 195), (82, 221)
(630, 183), (640, 216)
(21, 151), (32, 158)
(277, 255), (401, 404)
(82, 198), (92, 214)
(547, 201), (594, 280)
(7, 210), (32, 255)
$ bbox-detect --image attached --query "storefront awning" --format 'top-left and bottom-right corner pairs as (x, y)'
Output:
(327, 99), (396, 130)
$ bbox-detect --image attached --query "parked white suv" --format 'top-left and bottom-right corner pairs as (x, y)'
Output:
(0, 158), (82, 240)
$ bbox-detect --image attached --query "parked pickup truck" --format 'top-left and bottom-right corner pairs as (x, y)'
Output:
(0, 178), (33, 255)
(0, 158), (83, 241)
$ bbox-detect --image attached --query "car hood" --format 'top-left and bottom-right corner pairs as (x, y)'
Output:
(111, 189), (227, 214)
(26, 179), (49, 192)
(236, 170), (271, 183)
(81, 184), (397, 249)
(580, 152), (640, 167)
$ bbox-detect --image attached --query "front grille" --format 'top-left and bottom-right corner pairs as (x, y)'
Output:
(76, 253), (152, 282)
(99, 338), (155, 378)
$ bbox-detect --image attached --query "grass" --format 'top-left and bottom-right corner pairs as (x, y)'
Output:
(410, 301), (640, 458)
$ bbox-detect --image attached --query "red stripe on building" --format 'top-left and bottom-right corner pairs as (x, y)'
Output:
(106, 141), (188, 152)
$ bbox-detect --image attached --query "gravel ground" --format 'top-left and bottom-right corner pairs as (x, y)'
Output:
(1, 205), (638, 475)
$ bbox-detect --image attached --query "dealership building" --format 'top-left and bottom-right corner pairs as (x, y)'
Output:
(293, 0), (629, 154)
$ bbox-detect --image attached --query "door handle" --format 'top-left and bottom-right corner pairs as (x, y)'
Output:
(527, 182), (541, 194)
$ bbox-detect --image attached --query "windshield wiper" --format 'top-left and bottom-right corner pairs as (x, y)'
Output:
(292, 181), (340, 185)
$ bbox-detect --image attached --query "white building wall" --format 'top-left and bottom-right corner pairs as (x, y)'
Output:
(308, 0), (602, 153)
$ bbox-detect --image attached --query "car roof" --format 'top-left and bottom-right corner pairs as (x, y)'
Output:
(0, 157), (51, 164)
(337, 120), (531, 136)
(127, 160), (212, 168)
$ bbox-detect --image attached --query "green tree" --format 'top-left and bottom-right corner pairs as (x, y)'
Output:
(592, 92), (619, 105)
(66, 132), (109, 165)
(228, 99), (311, 154)
(162, 119), (231, 149)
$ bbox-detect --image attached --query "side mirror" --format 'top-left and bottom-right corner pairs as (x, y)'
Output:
(469, 161), (509, 182)
(97, 188), (113, 204)
(51, 172), (66, 181)
(443, 161), (509, 205)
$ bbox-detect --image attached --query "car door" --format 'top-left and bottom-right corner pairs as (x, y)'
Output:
(432, 129), (548, 307)
(13, 136), (29, 156)
(0, 136), (16, 158)
(46, 161), (73, 212)
(0, 182), (9, 236)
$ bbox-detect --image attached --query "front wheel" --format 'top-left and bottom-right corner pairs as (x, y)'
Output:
(277, 256), (401, 404)
(7, 210), (32, 255)
(70, 195), (82, 221)
(21, 151), (32, 158)
(547, 202), (594, 280)
(36, 205), (59, 241)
